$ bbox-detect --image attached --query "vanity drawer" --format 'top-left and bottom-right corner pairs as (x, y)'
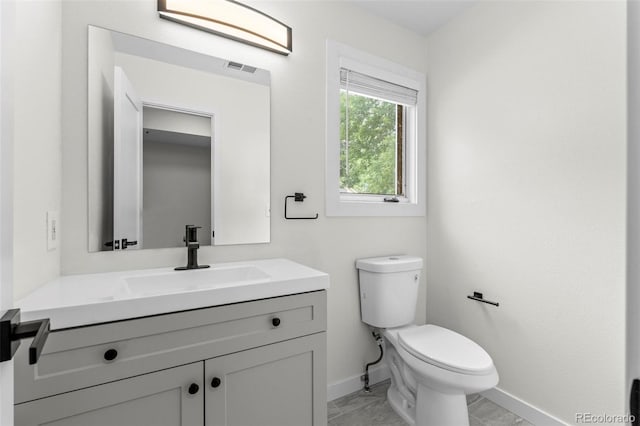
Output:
(15, 290), (326, 404)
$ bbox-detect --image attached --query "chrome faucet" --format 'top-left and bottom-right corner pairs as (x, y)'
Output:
(175, 225), (210, 271)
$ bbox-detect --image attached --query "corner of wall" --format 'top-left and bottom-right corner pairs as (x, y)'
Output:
(12, 0), (63, 301)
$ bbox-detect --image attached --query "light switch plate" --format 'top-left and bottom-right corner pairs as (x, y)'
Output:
(47, 211), (58, 251)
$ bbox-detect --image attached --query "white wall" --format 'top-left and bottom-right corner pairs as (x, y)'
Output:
(57, 0), (428, 390)
(13, 1), (62, 300)
(426, 1), (626, 423)
(628, 0), (640, 415)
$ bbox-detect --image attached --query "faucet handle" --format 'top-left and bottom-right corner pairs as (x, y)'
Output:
(184, 225), (202, 245)
(175, 224), (209, 271)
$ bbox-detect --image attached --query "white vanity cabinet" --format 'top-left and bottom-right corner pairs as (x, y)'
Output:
(14, 290), (327, 426)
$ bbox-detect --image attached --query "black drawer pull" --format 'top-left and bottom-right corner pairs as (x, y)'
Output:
(271, 317), (281, 327)
(188, 383), (199, 394)
(211, 377), (221, 388)
(103, 348), (118, 361)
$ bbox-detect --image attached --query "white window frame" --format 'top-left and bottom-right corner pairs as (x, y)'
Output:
(326, 40), (426, 216)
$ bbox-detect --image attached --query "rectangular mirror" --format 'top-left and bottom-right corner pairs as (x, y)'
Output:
(88, 26), (270, 252)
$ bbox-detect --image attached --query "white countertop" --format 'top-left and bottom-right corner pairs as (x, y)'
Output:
(17, 258), (329, 329)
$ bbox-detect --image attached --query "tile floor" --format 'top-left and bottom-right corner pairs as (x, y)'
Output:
(328, 380), (532, 426)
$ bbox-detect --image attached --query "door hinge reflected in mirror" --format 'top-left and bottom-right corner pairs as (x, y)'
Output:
(121, 238), (138, 249)
(104, 240), (120, 250)
(105, 239), (138, 250)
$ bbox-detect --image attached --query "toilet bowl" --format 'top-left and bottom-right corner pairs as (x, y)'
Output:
(356, 256), (499, 426)
(384, 325), (498, 425)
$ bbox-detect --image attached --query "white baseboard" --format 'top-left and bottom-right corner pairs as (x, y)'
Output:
(482, 387), (568, 426)
(328, 366), (567, 426)
(327, 363), (390, 402)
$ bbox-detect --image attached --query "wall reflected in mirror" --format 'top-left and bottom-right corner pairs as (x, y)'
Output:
(88, 26), (271, 252)
(143, 106), (212, 249)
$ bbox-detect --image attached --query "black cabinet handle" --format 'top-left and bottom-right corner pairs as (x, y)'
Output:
(211, 377), (221, 388)
(188, 383), (200, 395)
(0, 309), (50, 365)
(271, 317), (281, 327)
(28, 319), (50, 365)
(103, 348), (118, 361)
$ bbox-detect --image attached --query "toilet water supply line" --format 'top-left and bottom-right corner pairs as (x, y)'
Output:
(363, 330), (384, 392)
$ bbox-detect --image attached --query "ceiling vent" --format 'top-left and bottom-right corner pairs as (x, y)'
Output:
(226, 61), (257, 74)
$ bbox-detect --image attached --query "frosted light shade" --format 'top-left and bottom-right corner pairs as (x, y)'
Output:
(158, 0), (292, 55)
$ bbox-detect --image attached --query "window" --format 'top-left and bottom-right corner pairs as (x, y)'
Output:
(340, 68), (417, 198)
(326, 40), (426, 216)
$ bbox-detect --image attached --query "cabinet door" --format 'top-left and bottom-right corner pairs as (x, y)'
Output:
(15, 362), (203, 426)
(205, 333), (326, 426)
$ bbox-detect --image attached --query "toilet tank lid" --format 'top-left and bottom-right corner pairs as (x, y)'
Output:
(356, 255), (423, 273)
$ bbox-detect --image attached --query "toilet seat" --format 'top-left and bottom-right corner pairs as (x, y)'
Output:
(398, 325), (494, 376)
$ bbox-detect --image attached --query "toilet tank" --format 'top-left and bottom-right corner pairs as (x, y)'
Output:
(356, 255), (423, 328)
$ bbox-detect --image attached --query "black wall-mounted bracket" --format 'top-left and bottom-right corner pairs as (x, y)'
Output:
(467, 291), (500, 307)
(0, 309), (50, 365)
(284, 193), (318, 220)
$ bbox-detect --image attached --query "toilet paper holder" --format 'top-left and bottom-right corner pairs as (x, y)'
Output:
(467, 292), (499, 307)
(284, 192), (319, 220)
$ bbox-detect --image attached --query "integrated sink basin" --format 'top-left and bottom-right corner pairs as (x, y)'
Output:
(17, 258), (329, 329)
(124, 265), (271, 296)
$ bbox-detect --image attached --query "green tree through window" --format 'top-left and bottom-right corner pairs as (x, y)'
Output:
(340, 90), (400, 195)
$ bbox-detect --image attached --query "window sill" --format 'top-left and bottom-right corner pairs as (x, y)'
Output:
(339, 194), (409, 204)
(326, 196), (425, 217)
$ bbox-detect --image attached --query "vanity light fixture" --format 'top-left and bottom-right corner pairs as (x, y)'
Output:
(158, 0), (292, 55)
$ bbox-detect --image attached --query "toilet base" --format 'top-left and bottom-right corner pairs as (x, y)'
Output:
(387, 381), (470, 426)
(415, 383), (469, 426)
(387, 386), (416, 426)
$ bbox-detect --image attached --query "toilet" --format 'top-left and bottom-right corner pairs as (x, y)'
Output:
(356, 255), (498, 426)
